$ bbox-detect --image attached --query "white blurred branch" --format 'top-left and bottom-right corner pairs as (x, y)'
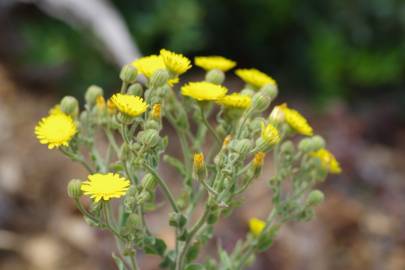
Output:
(15, 0), (141, 66)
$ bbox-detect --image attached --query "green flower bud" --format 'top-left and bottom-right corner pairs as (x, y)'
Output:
(85, 85), (103, 107)
(138, 129), (160, 147)
(207, 210), (220, 224)
(260, 83), (278, 100)
(249, 117), (266, 133)
(142, 173), (157, 191)
(298, 136), (325, 153)
(67, 179), (82, 199)
(127, 83), (143, 96)
(60, 96), (79, 116)
(205, 69), (225, 85)
(307, 190), (325, 206)
(229, 139), (252, 156)
(120, 64), (138, 84)
(280, 141), (295, 155)
(150, 69), (170, 88)
(144, 119), (161, 130)
(137, 190), (151, 204)
(240, 88), (255, 97)
(252, 93), (271, 112)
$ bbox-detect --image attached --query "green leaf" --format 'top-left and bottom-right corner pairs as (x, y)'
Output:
(185, 263), (205, 270)
(185, 242), (200, 262)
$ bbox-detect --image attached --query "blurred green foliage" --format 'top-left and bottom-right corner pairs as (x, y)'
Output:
(16, 0), (405, 103)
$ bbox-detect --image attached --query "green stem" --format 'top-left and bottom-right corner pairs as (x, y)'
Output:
(144, 163), (179, 213)
(129, 254), (140, 270)
(105, 128), (121, 157)
(199, 106), (221, 144)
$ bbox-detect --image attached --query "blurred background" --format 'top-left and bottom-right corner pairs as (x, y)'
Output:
(0, 0), (404, 269)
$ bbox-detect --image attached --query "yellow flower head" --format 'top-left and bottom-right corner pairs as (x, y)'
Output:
(160, 49), (191, 75)
(261, 122), (281, 146)
(181, 81), (228, 101)
(279, 104), (313, 136)
(193, 152), (205, 171)
(249, 218), (266, 236)
(35, 113), (77, 149)
(217, 93), (252, 109)
(253, 152), (266, 168)
(111, 93), (148, 117)
(194, 56), (236, 72)
(132, 55), (178, 86)
(151, 103), (161, 119)
(235, 68), (276, 89)
(81, 173), (130, 202)
(107, 98), (117, 114)
(311, 148), (342, 174)
(49, 104), (63, 115)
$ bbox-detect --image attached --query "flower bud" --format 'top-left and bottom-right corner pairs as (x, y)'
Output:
(222, 135), (232, 148)
(96, 96), (106, 111)
(229, 139), (252, 156)
(252, 93), (271, 112)
(150, 69), (170, 88)
(205, 69), (225, 85)
(85, 85), (103, 107)
(269, 105), (285, 124)
(193, 152), (206, 179)
(67, 179), (82, 199)
(120, 64), (138, 84)
(240, 88), (255, 97)
(260, 83), (278, 100)
(60, 96), (79, 116)
(253, 152), (266, 168)
(107, 99), (117, 114)
(298, 135), (325, 153)
(136, 190), (151, 204)
(151, 104), (161, 119)
(307, 190), (325, 206)
(127, 83), (143, 96)
(141, 173), (157, 191)
(144, 119), (160, 130)
(138, 129), (160, 147)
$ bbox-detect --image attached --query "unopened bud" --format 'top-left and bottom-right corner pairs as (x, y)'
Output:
(253, 152), (266, 168)
(120, 64), (138, 84)
(60, 96), (79, 116)
(151, 104), (161, 119)
(269, 105), (285, 124)
(127, 83), (143, 96)
(193, 152), (206, 179)
(141, 173), (157, 191)
(298, 136), (325, 153)
(240, 88), (255, 97)
(252, 93), (271, 112)
(85, 85), (103, 107)
(144, 120), (160, 130)
(67, 179), (82, 199)
(307, 190), (325, 206)
(260, 83), (278, 99)
(169, 212), (187, 228)
(96, 96), (106, 111)
(138, 129), (160, 147)
(281, 141), (295, 155)
(205, 69), (225, 85)
(150, 69), (169, 88)
(230, 139), (252, 156)
(222, 135), (232, 148)
(107, 99), (116, 114)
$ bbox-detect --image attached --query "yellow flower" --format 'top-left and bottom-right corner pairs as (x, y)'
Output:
(249, 218), (266, 236)
(217, 93), (252, 109)
(194, 56), (236, 72)
(311, 148), (342, 174)
(253, 152), (266, 168)
(96, 95), (106, 111)
(279, 104), (313, 136)
(222, 135), (232, 147)
(81, 173), (130, 202)
(160, 49), (191, 75)
(181, 81), (228, 101)
(107, 98), (117, 114)
(132, 55), (178, 86)
(261, 122), (281, 146)
(49, 105), (63, 115)
(193, 152), (205, 171)
(111, 93), (148, 117)
(35, 113), (77, 149)
(235, 68), (276, 89)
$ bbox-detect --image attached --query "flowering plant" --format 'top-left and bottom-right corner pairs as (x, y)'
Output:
(35, 50), (341, 270)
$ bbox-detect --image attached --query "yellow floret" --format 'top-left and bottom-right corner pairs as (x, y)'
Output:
(279, 104), (313, 136)
(235, 68), (276, 89)
(81, 173), (130, 202)
(194, 56), (236, 72)
(311, 148), (342, 174)
(111, 93), (148, 117)
(249, 218), (266, 236)
(181, 81), (228, 101)
(160, 49), (191, 75)
(132, 55), (178, 86)
(217, 93), (252, 109)
(261, 122), (281, 146)
(35, 113), (77, 149)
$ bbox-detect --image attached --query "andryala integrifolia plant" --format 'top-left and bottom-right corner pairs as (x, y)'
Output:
(35, 49), (341, 270)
